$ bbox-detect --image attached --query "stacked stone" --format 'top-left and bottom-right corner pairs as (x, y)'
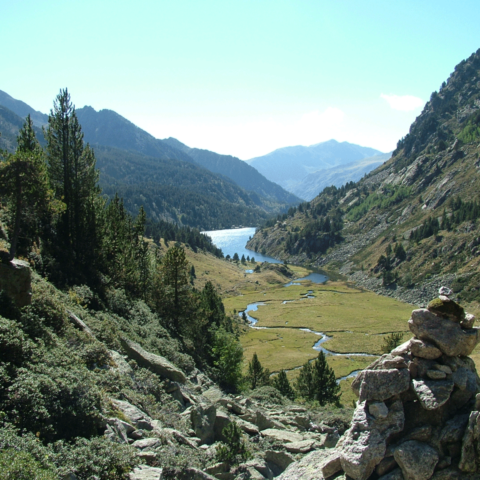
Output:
(329, 288), (480, 480)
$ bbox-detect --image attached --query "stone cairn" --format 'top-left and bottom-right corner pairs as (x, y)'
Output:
(323, 287), (480, 480)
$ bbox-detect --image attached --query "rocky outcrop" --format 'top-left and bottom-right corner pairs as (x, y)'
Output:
(0, 259), (31, 307)
(328, 289), (480, 480)
(120, 337), (187, 384)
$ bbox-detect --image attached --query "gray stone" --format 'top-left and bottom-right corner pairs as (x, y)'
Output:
(452, 367), (469, 390)
(365, 354), (409, 370)
(236, 418), (259, 435)
(408, 309), (480, 357)
(426, 369), (447, 380)
(265, 450), (295, 475)
(241, 459), (273, 479)
(255, 410), (286, 431)
(214, 409), (232, 442)
(176, 467), (217, 480)
(461, 313), (476, 330)
(128, 465), (163, 480)
(379, 469), (404, 480)
(285, 439), (316, 453)
(411, 379), (454, 410)
(394, 440), (439, 480)
(278, 449), (340, 480)
(121, 338), (187, 383)
(319, 451), (342, 478)
(0, 259), (31, 308)
(340, 400), (404, 480)
(111, 399), (154, 431)
(376, 456), (397, 476)
(391, 339), (413, 356)
(260, 428), (303, 443)
(191, 404), (216, 445)
(110, 350), (134, 376)
(449, 369), (478, 410)
(369, 402), (389, 419)
(410, 338), (442, 360)
(459, 410), (480, 473)
(403, 424), (432, 442)
(439, 414), (470, 445)
(106, 417), (134, 443)
(131, 438), (160, 450)
(352, 368), (410, 402)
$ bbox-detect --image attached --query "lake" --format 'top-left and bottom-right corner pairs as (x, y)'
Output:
(202, 227), (282, 264)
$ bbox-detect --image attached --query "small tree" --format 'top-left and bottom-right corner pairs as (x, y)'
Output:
(215, 422), (251, 467)
(241, 254), (246, 264)
(382, 332), (404, 353)
(212, 328), (244, 392)
(232, 252), (239, 262)
(272, 370), (295, 400)
(247, 352), (270, 389)
(296, 352), (341, 406)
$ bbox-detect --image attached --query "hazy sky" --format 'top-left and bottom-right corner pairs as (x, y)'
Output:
(3, 1), (480, 159)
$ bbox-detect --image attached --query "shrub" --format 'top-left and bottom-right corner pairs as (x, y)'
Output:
(381, 332), (404, 353)
(215, 422), (251, 467)
(0, 449), (57, 480)
(0, 316), (34, 366)
(249, 386), (288, 405)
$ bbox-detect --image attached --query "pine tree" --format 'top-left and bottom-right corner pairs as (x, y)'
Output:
(272, 370), (295, 400)
(296, 352), (341, 406)
(247, 353), (270, 389)
(44, 89), (100, 277)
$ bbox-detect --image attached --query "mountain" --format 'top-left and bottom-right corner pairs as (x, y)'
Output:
(290, 152), (392, 201)
(0, 89), (48, 127)
(247, 48), (480, 305)
(76, 106), (195, 164)
(162, 137), (301, 204)
(246, 140), (383, 192)
(0, 101), (294, 229)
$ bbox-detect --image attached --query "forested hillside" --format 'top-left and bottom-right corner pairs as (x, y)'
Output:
(247, 48), (480, 305)
(163, 137), (301, 204)
(0, 97), (296, 230)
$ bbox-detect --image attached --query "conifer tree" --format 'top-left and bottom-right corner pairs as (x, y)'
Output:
(247, 352), (270, 389)
(272, 370), (295, 400)
(44, 89), (99, 276)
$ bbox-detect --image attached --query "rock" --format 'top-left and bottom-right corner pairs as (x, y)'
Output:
(255, 410), (286, 431)
(241, 459), (273, 479)
(439, 287), (452, 296)
(260, 429), (304, 443)
(137, 451), (157, 463)
(285, 439), (316, 453)
(427, 297), (464, 322)
(110, 350), (134, 376)
(265, 450), (295, 476)
(161, 428), (199, 449)
(0, 259), (31, 308)
(410, 339), (443, 360)
(440, 414), (469, 445)
(120, 338), (187, 383)
(278, 449), (340, 480)
(403, 424), (432, 442)
(449, 369), (478, 410)
(376, 456), (397, 476)
(236, 418), (259, 435)
(459, 411), (480, 473)
(369, 402), (389, 419)
(191, 404), (216, 445)
(378, 469), (404, 480)
(352, 368), (410, 402)
(205, 463), (229, 476)
(111, 399), (153, 431)
(365, 354), (409, 370)
(408, 309), (480, 357)
(340, 400), (404, 480)
(426, 369), (447, 380)
(105, 417), (134, 443)
(235, 465), (265, 479)
(214, 410), (232, 442)
(318, 451), (342, 478)
(393, 440), (439, 480)
(128, 465), (163, 480)
(391, 339), (413, 356)
(461, 313), (476, 330)
(131, 438), (161, 450)
(411, 379), (454, 410)
(176, 467), (217, 480)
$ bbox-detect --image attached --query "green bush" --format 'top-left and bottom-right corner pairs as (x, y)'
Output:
(0, 449), (57, 480)
(53, 437), (138, 480)
(0, 316), (34, 367)
(215, 422), (251, 467)
(6, 365), (103, 441)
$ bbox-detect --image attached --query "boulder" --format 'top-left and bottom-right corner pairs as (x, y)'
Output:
(459, 411), (480, 473)
(352, 368), (410, 402)
(111, 399), (153, 431)
(191, 403), (216, 445)
(411, 379), (454, 410)
(128, 465), (163, 480)
(214, 409), (232, 442)
(265, 450), (294, 475)
(284, 439), (316, 454)
(408, 309), (480, 357)
(340, 400), (404, 480)
(427, 297), (464, 322)
(0, 259), (31, 308)
(120, 338), (187, 383)
(410, 339), (443, 360)
(393, 440), (439, 480)
(278, 449), (340, 480)
(260, 429), (304, 443)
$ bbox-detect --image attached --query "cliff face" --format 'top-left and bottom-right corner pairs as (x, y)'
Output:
(247, 49), (480, 306)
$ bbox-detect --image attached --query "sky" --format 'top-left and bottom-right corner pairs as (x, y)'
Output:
(2, 1), (480, 159)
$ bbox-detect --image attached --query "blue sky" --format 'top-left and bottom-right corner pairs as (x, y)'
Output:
(2, 0), (480, 159)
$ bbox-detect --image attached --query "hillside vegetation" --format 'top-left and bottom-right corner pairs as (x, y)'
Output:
(247, 48), (480, 308)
